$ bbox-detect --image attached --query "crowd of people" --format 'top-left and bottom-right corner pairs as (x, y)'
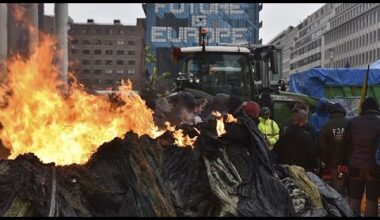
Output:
(148, 91), (380, 217)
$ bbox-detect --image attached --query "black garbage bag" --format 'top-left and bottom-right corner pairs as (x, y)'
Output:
(220, 116), (295, 217)
(86, 133), (176, 217)
(161, 144), (219, 217)
(305, 172), (354, 217)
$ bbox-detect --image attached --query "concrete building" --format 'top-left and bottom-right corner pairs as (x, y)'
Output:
(268, 26), (297, 80)
(269, 3), (380, 78)
(68, 18), (146, 92)
(323, 3), (380, 68)
(289, 4), (338, 73)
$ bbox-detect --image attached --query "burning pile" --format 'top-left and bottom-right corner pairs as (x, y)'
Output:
(0, 17), (354, 217)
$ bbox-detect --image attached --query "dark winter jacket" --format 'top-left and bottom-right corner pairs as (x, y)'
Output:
(274, 123), (319, 171)
(338, 109), (380, 169)
(319, 113), (349, 168)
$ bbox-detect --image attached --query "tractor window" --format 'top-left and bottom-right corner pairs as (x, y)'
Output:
(183, 52), (251, 96)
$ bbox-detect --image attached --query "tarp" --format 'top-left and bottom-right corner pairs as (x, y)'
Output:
(370, 59), (380, 69)
(289, 68), (380, 99)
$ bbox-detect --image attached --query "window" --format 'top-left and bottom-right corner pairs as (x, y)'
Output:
(105, 69), (112, 74)
(104, 39), (113, 45)
(83, 39), (91, 45)
(116, 69), (124, 74)
(95, 29), (103, 34)
(118, 30), (125, 35)
(116, 60), (124, 65)
(106, 29), (113, 35)
(94, 39), (102, 45)
(82, 60), (90, 65)
(82, 50), (90, 54)
(105, 50), (113, 55)
(127, 69), (136, 75)
(94, 50), (101, 55)
(128, 60), (135, 65)
(128, 30), (136, 34)
(94, 69), (102, 75)
(127, 40), (136, 46)
(82, 29), (89, 34)
(105, 60), (113, 65)
(117, 40), (124, 45)
(105, 79), (113, 85)
(82, 69), (90, 74)
(117, 50), (124, 55)
(71, 49), (77, 54)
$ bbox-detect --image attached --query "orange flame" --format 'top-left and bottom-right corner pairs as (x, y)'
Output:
(226, 114), (237, 123)
(212, 111), (226, 137)
(165, 122), (197, 149)
(212, 112), (237, 137)
(0, 33), (172, 165)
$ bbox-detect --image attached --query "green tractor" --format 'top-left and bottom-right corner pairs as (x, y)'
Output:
(170, 33), (317, 126)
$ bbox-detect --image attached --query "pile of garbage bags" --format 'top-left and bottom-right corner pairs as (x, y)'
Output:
(0, 116), (355, 217)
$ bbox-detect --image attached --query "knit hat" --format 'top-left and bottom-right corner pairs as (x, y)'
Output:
(361, 97), (379, 112)
(227, 95), (243, 114)
(243, 101), (260, 119)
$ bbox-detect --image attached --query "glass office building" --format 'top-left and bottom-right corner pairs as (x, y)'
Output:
(143, 3), (262, 76)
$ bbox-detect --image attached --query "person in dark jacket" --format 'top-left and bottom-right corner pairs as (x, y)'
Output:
(319, 103), (349, 195)
(338, 97), (380, 217)
(310, 97), (332, 133)
(274, 109), (319, 172)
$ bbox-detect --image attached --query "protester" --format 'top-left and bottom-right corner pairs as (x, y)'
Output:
(310, 97), (332, 133)
(319, 103), (349, 195)
(194, 98), (208, 123)
(274, 109), (319, 172)
(226, 95), (244, 116)
(212, 93), (230, 114)
(242, 101), (261, 124)
(258, 107), (279, 151)
(154, 97), (174, 128)
(338, 97), (380, 217)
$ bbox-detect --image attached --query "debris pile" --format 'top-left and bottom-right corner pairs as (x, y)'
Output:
(0, 117), (355, 217)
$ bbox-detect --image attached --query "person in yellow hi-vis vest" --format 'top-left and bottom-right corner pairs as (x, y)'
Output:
(258, 107), (279, 151)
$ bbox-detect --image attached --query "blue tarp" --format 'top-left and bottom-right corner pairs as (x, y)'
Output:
(370, 59), (380, 69)
(289, 68), (380, 99)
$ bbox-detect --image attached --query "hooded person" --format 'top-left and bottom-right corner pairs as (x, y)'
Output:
(319, 103), (349, 195)
(338, 97), (380, 217)
(226, 95), (244, 116)
(274, 109), (319, 172)
(310, 97), (332, 133)
(258, 107), (279, 151)
(212, 93), (230, 114)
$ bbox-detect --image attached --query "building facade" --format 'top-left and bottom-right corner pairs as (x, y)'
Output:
(68, 18), (145, 92)
(143, 3), (262, 76)
(289, 4), (338, 73)
(269, 3), (380, 79)
(323, 3), (380, 68)
(268, 26), (297, 80)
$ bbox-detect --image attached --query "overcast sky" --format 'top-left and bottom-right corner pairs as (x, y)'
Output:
(45, 3), (325, 44)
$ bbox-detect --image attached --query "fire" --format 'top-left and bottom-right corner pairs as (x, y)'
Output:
(212, 112), (237, 137)
(165, 122), (197, 149)
(212, 111), (226, 137)
(0, 34), (167, 165)
(226, 114), (237, 123)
